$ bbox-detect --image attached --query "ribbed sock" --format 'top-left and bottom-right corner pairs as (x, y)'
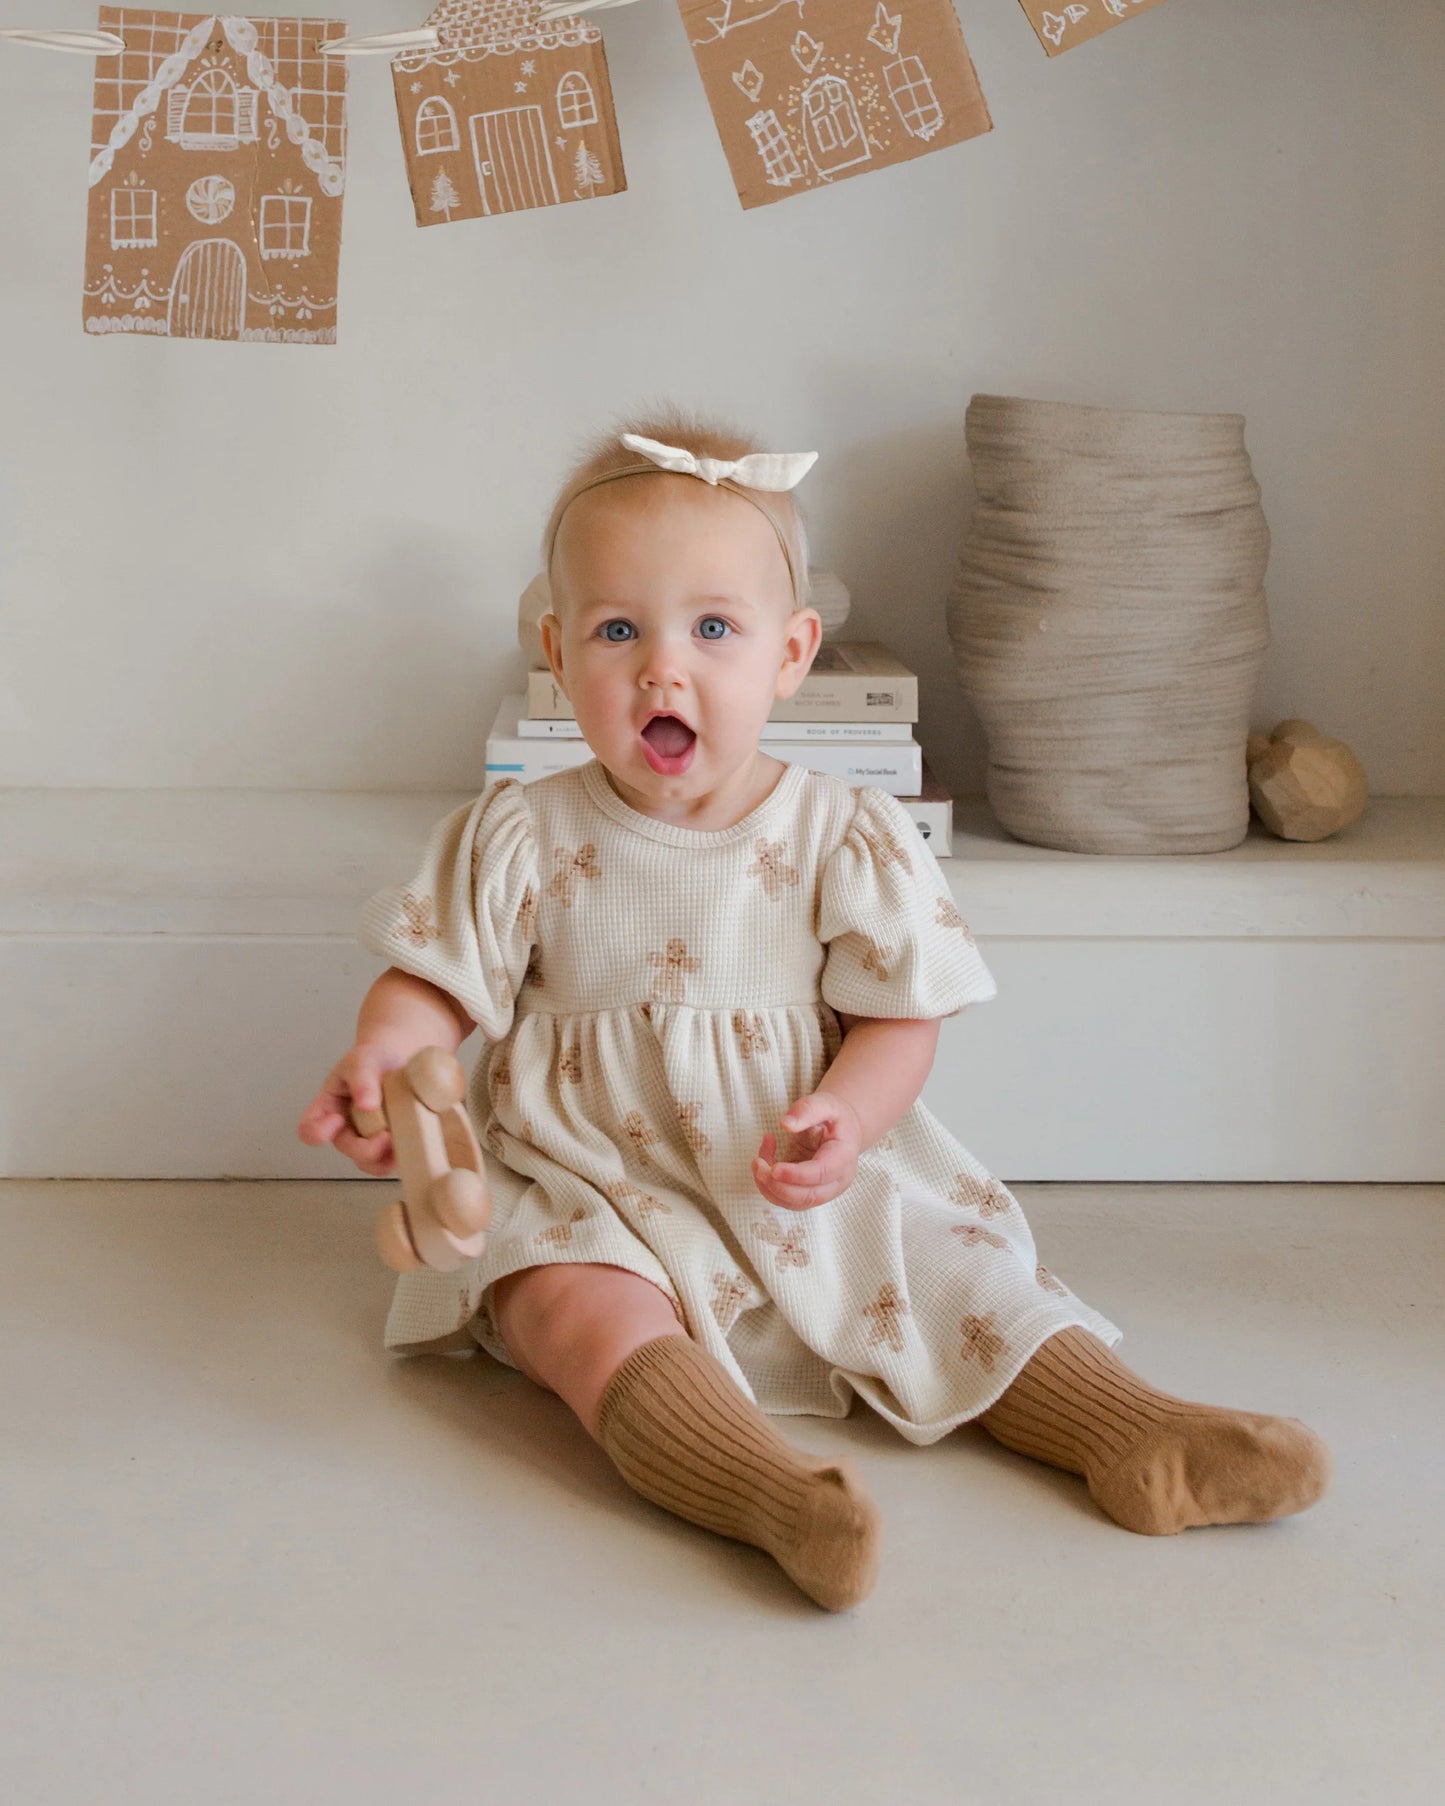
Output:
(596, 1334), (882, 1610)
(977, 1327), (1333, 1535)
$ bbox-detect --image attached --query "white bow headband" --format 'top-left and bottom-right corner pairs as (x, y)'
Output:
(546, 433), (817, 606)
(619, 433), (818, 491)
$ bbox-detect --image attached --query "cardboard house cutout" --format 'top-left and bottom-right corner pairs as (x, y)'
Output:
(391, 0), (625, 227)
(677, 0), (991, 210)
(1016, 0), (1171, 57)
(84, 9), (347, 342)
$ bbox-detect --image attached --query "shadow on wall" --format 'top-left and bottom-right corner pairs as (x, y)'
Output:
(803, 399), (989, 800)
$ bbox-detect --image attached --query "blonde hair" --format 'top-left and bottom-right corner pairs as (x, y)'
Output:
(541, 405), (811, 614)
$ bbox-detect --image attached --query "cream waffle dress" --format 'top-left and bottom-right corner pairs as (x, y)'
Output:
(357, 758), (1122, 1445)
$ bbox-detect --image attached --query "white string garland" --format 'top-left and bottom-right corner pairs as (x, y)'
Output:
(0, 11), (644, 57)
(320, 28), (439, 57)
(0, 29), (125, 54)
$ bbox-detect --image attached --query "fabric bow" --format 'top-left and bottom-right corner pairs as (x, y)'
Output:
(621, 433), (818, 491)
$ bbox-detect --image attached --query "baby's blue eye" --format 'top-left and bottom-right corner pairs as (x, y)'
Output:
(600, 620), (634, 642)
(596, 616), (734, 643)
(698, 616), (731, 640)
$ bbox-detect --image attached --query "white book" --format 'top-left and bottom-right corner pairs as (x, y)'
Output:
(517, 713), (913, 743)
(487, 695), (924, 796)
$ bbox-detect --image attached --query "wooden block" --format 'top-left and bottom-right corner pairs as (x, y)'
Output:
(1248, 721), (1368, 842)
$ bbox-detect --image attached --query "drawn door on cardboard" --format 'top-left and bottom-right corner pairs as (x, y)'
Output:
(470, 105), (558, 213)
(169, 237), (247, 337)
(802, 76), (868, 176)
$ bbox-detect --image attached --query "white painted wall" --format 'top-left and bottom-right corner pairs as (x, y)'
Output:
(1, 0), (1441, 795)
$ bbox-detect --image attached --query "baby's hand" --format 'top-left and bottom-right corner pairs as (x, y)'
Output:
(296, 1043), (400, 1178)
(752, 1091), (862, 1212)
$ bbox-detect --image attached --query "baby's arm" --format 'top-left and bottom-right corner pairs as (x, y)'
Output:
(297, 967), (476, 1175)
(357, 966), (475, 1058)
(753, 1013), (941, 1211)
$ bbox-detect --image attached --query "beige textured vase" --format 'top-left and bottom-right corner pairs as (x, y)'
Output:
(946, 395), (1271, 854)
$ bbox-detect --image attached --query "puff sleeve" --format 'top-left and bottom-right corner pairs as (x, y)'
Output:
(357, 778), (538, 1041)
(818, 786), (997, 1021)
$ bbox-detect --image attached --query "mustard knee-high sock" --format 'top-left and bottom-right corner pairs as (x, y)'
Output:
(596, 1334), (883, 1610)
(977, 1327), (1333, 1535)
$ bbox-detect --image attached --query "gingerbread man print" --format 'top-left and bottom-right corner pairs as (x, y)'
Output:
(536, 1207), (588, 1246)
(399, 890), (438, 948)
(949, 1172), (1014, 1217)
(547, 843), (601, 908)
(647, 937), (701, 1002)
(621, 1110), (664, 1168)
(960, 1313), (1007, 1372)
(857, 820), (913, 876)
(862, 1281), (910, 1353)
(748, 837), (801, 900)
(710, 1271), (752, 1331)
(674, 1101), (712, 1157)
(952, 1223), (1010, 1250)
(757, 1211), (810, 1269)
(861, 940), (895, 984)
(517, 882), (538, 942)
(934, 895), (976, 943)
(603, 1177), (672, 1218)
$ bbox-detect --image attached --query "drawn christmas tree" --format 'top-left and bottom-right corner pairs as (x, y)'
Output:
(572, 142), (605, 199)
(430, 169), (461, 220)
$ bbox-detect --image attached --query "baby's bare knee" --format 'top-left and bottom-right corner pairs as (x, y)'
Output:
(493, 1262), (682, 1429)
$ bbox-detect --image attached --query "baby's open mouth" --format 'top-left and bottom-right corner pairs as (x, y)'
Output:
(640, 713), (697, 774)
(641, 715), (696, 759)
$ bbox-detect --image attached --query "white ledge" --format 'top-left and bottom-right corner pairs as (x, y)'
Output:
(1, 789), (1442, 941)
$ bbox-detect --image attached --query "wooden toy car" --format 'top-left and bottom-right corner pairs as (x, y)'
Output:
(348, 1047), (491, 1274)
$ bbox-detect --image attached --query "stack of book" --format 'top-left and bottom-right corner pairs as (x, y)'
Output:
(487, 642), (954, 853)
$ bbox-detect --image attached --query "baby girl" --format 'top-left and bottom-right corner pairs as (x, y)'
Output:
(298, 410), (1332, 1611)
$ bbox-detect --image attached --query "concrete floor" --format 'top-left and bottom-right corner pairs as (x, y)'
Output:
(3, 1178), (1441, 1805)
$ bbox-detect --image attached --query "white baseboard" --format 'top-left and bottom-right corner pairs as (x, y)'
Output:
(3, 790), (1442, 1181)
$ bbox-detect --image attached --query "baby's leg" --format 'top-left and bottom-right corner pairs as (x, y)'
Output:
(976, 1327), (1333, 1535)
(492, 1262), (881, 1609)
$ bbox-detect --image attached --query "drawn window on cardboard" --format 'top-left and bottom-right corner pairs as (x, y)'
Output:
(1016, 0), (1171, 58)
(391, 0), (625, 227)
(110, 180), (159, 246)
(260, 192), (312, 257)
(745, 108), (801, 187)
(886, 56), (941, 138)
(556, 71), (596, 129)
(84, 10), (348, 344)
(416, 95), (461, 152)
(167, 66), (260, 145)
(678, 0), (991, 210)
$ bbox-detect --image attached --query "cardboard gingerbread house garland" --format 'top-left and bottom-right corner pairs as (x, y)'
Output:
(1016, 0), (1171, 57)
(84, 9), (347, 342)
(678, 0), (991, 210)
(391, 0), (625, 227)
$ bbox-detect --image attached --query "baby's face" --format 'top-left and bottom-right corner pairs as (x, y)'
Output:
(541, 478), (820, 819)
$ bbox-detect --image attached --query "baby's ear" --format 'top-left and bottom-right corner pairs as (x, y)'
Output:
(538, 614), (569, 692)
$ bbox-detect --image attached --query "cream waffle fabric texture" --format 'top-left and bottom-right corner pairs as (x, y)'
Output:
(356, 758), (1121, 1445)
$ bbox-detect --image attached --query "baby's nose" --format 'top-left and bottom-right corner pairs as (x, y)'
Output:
(638, 643), (689, 688)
